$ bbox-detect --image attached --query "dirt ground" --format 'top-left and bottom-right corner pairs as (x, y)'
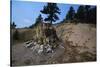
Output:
(11, 23), (96, 66)
(56, 23), (96, 62)
(11, 42), (65, 66)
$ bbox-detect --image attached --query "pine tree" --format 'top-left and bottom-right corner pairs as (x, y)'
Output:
(88, 6), (96, 24)
(84, 5), (91, 23)
(76, 5), (85, 22)
(41, 3), (60, 24)
(11, 22), (16, 29)
(34, 14), (43, 26)
(75, 5), (96, 24)
(66, 6), (75, 20)
(29, 14), (43, 28)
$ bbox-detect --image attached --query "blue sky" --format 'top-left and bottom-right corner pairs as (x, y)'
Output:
(11, 1), (79, 28)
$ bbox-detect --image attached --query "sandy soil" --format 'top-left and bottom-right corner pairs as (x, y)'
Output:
(56, 23), (96, 62)
(11, 23), (96, 66)
(11, 42), (65, 66)
(56, 23), (96, 54)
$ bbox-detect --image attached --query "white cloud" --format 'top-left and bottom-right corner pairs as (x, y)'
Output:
(23, 19), (31, 23)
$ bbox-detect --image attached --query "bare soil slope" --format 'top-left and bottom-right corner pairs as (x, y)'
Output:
(56, 23), (96, 62)
(11, 23), (96, 66)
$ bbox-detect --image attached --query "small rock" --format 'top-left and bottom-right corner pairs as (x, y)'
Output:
(38, 45), (44, 54)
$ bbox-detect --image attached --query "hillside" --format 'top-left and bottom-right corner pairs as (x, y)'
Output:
(11, 22), (96, 66)
(56, 22), (96, 62)
(56, 22), (96, 53)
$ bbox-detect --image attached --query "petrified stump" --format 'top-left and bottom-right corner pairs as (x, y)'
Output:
(22, 22), (65, 65)
(35, 22), (59, 49)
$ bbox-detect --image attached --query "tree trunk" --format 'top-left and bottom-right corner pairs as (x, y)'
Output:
(50, 20), (52, 24)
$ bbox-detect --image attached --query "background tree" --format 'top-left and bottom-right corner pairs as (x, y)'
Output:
(88, 6), (96, 24)
(29, 14), (43, 28)
(66, 6), (75, 20)
(41, 3), (60, 24)
(76, 5), (85, 22)
(11, 22), (16, 29)
(34, 14), (43, 26)
(84, 5), (90, 23)
(76, 5), (96, 24)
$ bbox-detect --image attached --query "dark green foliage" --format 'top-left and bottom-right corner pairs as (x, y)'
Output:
(76, 5), (85, 22)
(65, 5), (96, 24)
(35, 14), (43, 25)
(66, 6), (75, 20)
(41, 3), (60, 24)
(88, 7), (96, 24)
(29, 14), (43, 28)
(11, 22), (16, 29)
(75, 5), (96, 24)
(84, 5), (91, 23)
(29, 24), (34, 28)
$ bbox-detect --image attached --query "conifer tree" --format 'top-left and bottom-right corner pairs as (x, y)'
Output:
(76, 6), (85, 22)
(66, 6), (75, 20)
(11, 22), (16, 29)
(41, 3), (60, 24)
(29, 14), (43, 28)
